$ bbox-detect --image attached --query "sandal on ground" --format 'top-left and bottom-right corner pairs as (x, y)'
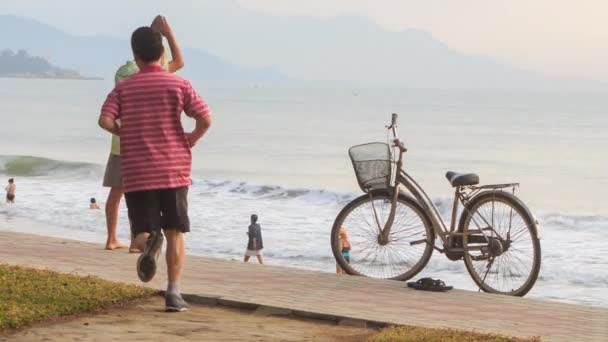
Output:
(407, 277), (453, 292)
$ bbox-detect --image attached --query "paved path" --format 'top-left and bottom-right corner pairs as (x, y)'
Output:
(1, 231), (606, 341)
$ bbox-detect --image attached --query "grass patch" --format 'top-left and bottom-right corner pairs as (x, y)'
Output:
(0, 264), (155, 330)
(368, 325), (540, 342)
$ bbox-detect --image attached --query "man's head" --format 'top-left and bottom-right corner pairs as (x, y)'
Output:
(251, 214), (258, 224)
(90, 198), (96, 204)
(8, 178), (13, 184)
(131, 26), (164, 66)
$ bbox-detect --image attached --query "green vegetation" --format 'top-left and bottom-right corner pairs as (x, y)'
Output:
(368, 325), (540, 342)
(0, 264), (155, 329)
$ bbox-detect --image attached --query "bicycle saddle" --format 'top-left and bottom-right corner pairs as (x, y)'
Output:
(445, 171), (479, 187)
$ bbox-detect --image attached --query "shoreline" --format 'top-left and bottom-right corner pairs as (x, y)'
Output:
(1, 212), (607, 309)
(1, 230), (606, 341)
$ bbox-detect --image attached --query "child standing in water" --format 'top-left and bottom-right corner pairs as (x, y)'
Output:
(336, 227), (351, 274)
(244, 214), (264, 264)
(5, 178), (15, 204)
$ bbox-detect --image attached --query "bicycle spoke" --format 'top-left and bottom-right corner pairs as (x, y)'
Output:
(335, 194), (432, 279)
(464, 195), (539, 296)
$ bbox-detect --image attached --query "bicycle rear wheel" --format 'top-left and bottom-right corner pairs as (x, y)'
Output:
(331, 190), (434, 280)
(460, 191), (541, 296)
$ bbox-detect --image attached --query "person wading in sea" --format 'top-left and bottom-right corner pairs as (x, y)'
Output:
(5, 178), (16, 204)
(89, 197), (100, 209)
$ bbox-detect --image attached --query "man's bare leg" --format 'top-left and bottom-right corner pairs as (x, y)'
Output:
(165, 229), (185, 290)
(244, 255), (250, 262)
(105, 187), (127, 250)
(128, 220), (142, 253)
(256, 255), (264, 264)
(163, 229), (188, 311)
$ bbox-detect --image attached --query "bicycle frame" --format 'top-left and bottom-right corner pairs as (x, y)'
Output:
(376, 115), (519, 254)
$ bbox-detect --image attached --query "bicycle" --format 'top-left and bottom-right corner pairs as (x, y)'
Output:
(331, 114), (541, 296)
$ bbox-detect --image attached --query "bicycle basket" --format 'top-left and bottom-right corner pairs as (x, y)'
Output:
(348, 142), (392, 193)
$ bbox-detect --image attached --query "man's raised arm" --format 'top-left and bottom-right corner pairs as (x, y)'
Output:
(152, 16), (184, 73)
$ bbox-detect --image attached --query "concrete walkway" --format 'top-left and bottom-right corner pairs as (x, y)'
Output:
(1, 231), (606, 341)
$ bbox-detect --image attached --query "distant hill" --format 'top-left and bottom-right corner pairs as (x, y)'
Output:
(0, 49), (95, 79)
(190, 5), (607, 90)
(2, 12), (605, 90)
(0, 15), (287, 81)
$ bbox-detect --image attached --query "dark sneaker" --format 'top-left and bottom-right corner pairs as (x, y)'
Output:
(136, 230), (164, 282)
(165, 293), (189, 312)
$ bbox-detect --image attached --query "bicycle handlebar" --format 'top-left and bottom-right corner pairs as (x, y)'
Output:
(388, 113), (407, 153)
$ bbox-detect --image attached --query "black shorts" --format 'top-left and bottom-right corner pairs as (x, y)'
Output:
(6, 193), (15, 201)
(124, 186), (190, 235)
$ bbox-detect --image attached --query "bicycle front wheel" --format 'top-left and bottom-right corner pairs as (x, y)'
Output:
(460, 191), (541, 296)
(331, 191), (434, 280)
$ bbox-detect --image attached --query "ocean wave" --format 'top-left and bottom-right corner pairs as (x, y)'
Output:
(193, 179), (474, 211)
(538, 212), (608, 233)
(195, 179), (608, 227)
(0, 155), (100, 178)
(193, 179), (357, 205)
(2, 155), (607, 234)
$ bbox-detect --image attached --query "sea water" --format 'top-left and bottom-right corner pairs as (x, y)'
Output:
(0, 78), (606, 306)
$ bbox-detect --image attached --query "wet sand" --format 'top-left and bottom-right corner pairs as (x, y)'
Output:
(1, 296), (374, 342)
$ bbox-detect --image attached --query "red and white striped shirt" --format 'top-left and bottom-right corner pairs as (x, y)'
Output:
(100, 64), (210, 193)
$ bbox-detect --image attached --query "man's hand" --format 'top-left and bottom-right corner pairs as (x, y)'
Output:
(186, 132), (200, 148)
(187, 115), (212, 148)
(151, 15), (173, 37)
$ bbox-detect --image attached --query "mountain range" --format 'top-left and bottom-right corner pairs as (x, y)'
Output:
(1, 12), (605, 90)
(0, 15), (286, 81)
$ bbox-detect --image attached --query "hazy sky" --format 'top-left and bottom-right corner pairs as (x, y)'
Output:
(2, 0), (607, 80)
(241, 0), (608, 79)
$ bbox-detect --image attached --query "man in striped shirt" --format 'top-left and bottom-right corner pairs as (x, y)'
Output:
(103, 15), (184, 252)
(98, 26), (211, 312)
